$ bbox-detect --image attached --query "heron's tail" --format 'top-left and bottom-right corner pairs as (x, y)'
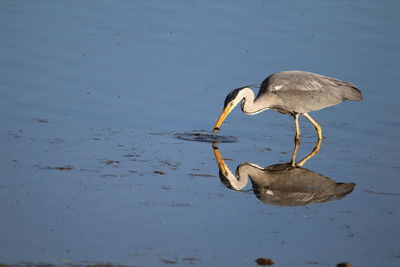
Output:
(334, 182), (356, 199)
(344, 82), (363, 101)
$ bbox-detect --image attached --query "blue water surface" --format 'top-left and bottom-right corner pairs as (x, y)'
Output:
(1, 0), (399, 266)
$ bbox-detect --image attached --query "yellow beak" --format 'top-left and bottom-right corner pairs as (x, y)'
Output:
(213, 105), (233, 133)
(212, 144), (228, 175)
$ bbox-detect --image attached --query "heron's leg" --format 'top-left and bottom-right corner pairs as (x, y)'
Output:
(294, 113), (301, 142)
(296, 137), (322, 167)
(303, 113), (322, 140)
(290, 114), (301, 167)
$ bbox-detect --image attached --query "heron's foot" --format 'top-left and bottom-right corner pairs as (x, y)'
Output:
(289, 161), (302, 168)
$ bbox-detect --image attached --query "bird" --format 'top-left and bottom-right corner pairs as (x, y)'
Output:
(213, 71), (363, 140)
(223, 162), (355, 207)
(212, 145), (355, 206)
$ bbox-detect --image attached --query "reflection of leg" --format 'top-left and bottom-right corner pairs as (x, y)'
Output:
(290, 136), (301, 167)
(290, 114), (301, 167)
(296, 138), (322, 167)
(303, 113), (322, 140)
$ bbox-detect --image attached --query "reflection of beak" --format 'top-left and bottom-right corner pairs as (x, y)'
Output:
(212, 144), (228, 175)
(213, 106), (233, 133)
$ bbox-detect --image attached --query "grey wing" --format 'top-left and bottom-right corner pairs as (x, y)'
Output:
(258, 71), (362, 113)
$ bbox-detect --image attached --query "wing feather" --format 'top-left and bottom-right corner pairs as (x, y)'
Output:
(257, 71), (362, 113)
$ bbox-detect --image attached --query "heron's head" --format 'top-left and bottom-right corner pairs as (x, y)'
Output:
(213, 88), (245, 133)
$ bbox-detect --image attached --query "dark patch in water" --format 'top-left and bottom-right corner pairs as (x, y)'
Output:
(102, 160), (120, 165)
(122, 153), (139, 158)
(188, 173), (217, 178)
(34, 118), (49, 123)
(169, 202), (193, 207)
(174, 131), (239, 143)
(160, 259), (178, 264)
(255, 258), (274, 265)
(36, 165), (74, 171)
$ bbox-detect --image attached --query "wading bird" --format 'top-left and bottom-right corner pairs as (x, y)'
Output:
(213, 71), (363, 140)
(212, 144), (355, 207)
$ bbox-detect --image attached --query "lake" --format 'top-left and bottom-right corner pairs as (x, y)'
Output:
(1, 0), (399, 266)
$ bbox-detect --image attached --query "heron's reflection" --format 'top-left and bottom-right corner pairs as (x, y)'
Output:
(212, 140), (355, 206)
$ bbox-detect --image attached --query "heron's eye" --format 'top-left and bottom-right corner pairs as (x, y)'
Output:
(230, 102), (234, 107)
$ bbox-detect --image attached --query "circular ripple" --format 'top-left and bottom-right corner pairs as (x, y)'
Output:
(174, 131), (239, 143)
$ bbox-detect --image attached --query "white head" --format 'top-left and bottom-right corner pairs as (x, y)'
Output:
(213, 87), (251, 133)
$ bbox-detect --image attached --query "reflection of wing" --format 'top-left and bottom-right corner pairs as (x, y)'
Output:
(255, 182), (356, 206)
(213, 145), (355, 207)
(242, 163), (355, 206)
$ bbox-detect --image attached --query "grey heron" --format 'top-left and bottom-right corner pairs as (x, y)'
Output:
(212, 144), (355, 206)
(213, 71), (363, 140)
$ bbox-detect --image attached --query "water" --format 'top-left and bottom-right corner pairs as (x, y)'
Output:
(174, 131), (239, 143)
(1, 0), (399, 266)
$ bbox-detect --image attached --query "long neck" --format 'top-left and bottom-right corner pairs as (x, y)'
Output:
(239, 87), (270, 115)
(221, 163), (249, 190)
(237, 163), (268, 185)
(223, 163), (267, 190)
